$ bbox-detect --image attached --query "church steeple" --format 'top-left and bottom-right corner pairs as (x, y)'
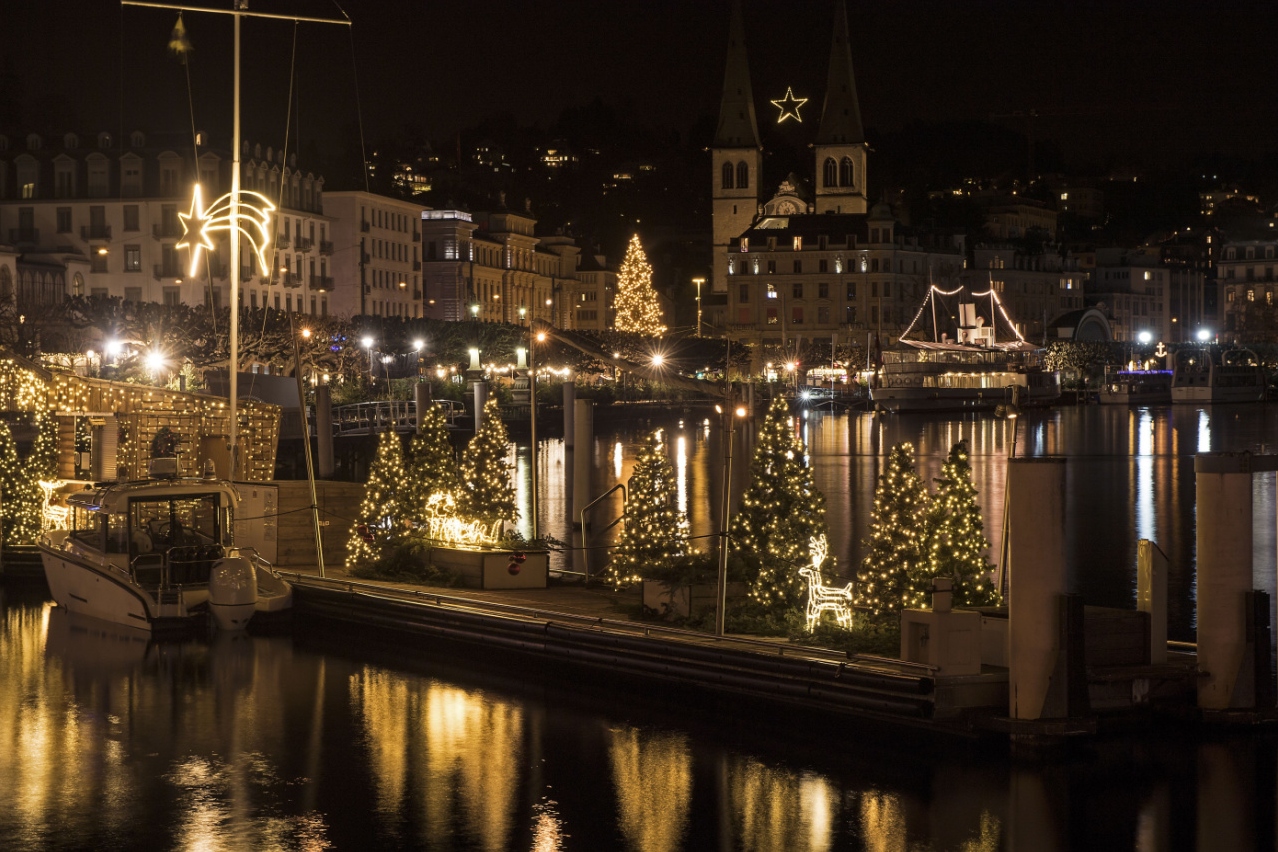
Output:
(813, 0), (867, 214)
(710, 0), (762, 297)
(714, 0), (760, 148)
(816, 0), (864, 145)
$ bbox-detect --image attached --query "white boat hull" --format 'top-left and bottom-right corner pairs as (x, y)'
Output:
(41, 547), (201, 633)
(1170, 384), (1264, 404)
(872, 383), (1060, 413)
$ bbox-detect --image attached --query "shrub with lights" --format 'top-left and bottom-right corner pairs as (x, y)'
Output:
(606, 430), (689, 588)
(855, 441), (930, 620)
(403, 402), (459, 526)
(0, 421), (41, 546)
(923, 440), (1000, 608)
(731, 396), (828, 612)
(456, 397), (516, 526)
(612, 234), (667, 336)
(346, 429), (407, 567)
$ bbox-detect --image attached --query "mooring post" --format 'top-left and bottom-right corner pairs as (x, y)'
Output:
(315, 383), (334, 479)
(1195, 453), (1255, 710)
(571, 400), (593, 528)
(1137, 539), (1168, 664)
(1008, 457), (1068, 721)
(563, 382), (577, 448)
(473, 381), (488, 435)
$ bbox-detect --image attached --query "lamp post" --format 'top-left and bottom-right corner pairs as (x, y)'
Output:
(528, 329), (545, 541)
(715, 402), (748, 636)
(361, 336), (374, 385)
(692, 276), (705, 338)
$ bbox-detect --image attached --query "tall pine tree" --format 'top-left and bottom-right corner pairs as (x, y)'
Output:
(403, 402), (459, 526)
(731, 397), (827, 611)
(923, 440), (999, 607)
(606, 430), (689, 588)
(856, 441), (930, 619)
(456, 397), (516, 525)
(612, 234), (666, 336)
(0, 421), (41, 546)
(346, 430), (407, 567)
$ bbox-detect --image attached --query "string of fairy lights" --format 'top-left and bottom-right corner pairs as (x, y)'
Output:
(612, 235), (668, 337)
(899, 284), (1029, 345)
(606, 429), (690, 588)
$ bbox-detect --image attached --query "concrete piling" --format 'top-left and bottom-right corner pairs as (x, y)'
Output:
(315, 384), (334, 479)
(571, 400), (593, 527)
(1137, 539), (1168, 664)
(563, 382), (576, 447)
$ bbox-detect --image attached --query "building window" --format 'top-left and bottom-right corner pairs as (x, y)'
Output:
(822, 158), (837, 187)
(792, 307), (804, 324)
(124, 287), (142, 303)
(884, 282), (891, 297)
(818, 282), (829, 299)
(164, 287), (181, 306)
(740, 237), (749, 253)
(721, 161), (734, 190)
(870, 258), (879, 273)
(767, 261), (776, 274)
(818, 306), (830, 324)
(124, 245), (141, 272)
(123, 205), (139, 231)
(739, 283), (749, 304)
(846, 282), (856, 300)
(766, 307), (778, 325)
(818, 259), (828, 273)
(736, 161), (749, 189)
(793, 236), (802, 251)
(1247, 289), (1255, 302)
(766, 284), (777, 300)
(839, 157), (854, 187)
(793, 260), (802, 274)
(56, 207), (71, 233)
(792, 283), (803, 299)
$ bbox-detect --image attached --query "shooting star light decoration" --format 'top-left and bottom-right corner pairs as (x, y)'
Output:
(176, 183), (276, 277)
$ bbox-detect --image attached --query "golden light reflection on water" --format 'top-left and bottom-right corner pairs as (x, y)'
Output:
(730, 756), (836, 852)
(608, 726), (692, 852)
(352, 671), (524, 851)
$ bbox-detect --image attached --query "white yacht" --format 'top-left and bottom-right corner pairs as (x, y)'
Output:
(872, 291), (1060, 413)
(1171, 348), (1267, 404)
(39, 460), (292, 634)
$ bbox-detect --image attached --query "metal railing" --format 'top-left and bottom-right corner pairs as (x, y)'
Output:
(575, 483), (626, 583)
(331, 399), (463, 435)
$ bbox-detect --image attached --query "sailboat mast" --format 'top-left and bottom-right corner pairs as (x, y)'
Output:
(229, 7), (241, 480)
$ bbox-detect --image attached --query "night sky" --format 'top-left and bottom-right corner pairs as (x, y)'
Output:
(8, 0), (1278, 169)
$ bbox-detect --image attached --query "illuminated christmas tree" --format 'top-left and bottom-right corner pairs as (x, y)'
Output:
(0, 422), (40, 546)
(606, 430), (688, 588)
(731, 397), (827, 611)
(403, 402), (459, 526)
(30, 413), (58, 480)
(612, 234), (667, 336)
(346, 430), (406, 567)
(855, 442), (931, 619)
(922, 440), (999, 607)
(456, 397), (516, 525)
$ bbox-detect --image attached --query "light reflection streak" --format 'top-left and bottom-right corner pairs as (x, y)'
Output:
(1197, 409), (1210, 453)
(1135, 410), (1155, 544)
(613, 441), (624, 478)
(730, 756), (837, 852)
(676, 435), (688, 515)
(609, 726), (692, 852)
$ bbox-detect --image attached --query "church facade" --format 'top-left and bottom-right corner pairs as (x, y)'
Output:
(712, 1), (964, 352)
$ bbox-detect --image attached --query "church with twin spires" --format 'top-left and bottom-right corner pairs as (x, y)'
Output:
(711, 1), (965, 351)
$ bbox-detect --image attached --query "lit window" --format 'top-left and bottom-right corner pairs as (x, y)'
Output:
(740, 238), (749, 253)
(793, 236), (802, 251)
(766, 284), (777, 299)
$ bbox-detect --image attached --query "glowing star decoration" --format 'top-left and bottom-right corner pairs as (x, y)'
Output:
(423, 492), (503, 548)
(799, 534), (853, 631)
(770, 87), (809, 124)
(176, 183), (276, 277)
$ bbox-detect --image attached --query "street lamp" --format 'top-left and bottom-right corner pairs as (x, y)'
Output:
(692, 276), (705, 338)
(528, 329), (548, 541)
(714, 402), (749, 636)
(1196, 328), (1211, 343)
(361, 335), (375, 384)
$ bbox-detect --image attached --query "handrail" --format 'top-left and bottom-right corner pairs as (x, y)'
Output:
(281, 571), (938, 674)
(577, 483), (626, 584)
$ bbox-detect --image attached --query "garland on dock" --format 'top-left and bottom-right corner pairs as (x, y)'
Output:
(606, 430), (688, 588)
(732, 396), (828, 611)
(456, 397), (516, 526)
(346, 430), (406, 567)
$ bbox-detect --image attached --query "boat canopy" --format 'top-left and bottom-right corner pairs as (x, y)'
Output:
(65, 479), (239, 515)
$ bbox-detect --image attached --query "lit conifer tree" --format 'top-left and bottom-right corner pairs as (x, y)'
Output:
(456, 397), (516, 525)
(612, 234), (667, 336)
(921, 440), (999, 607)
(0, 421), (41, 546)
(30, 413), (58, 480)
(606, 430), (688, 588)
(855, 441), (931, 618)
(731, 397), (827, 611)
(402, 402), (459, 526)
(346, 430), (406, 567)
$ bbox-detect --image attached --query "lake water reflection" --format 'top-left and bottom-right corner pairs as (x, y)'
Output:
(520, 404), (1278, 639)
(4, 591), (1277, 850)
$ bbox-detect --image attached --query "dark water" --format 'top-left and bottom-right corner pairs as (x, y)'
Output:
(4, 404), (1278, 850)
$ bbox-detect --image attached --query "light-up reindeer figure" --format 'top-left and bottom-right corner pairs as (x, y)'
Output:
(798, 534), (854, 631)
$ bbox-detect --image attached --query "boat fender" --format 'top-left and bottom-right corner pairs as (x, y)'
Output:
(209, 557), (258, 633)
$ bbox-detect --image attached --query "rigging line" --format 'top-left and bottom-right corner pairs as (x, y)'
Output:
(177, 11), (219, 339)
(344, 21), (370, 193)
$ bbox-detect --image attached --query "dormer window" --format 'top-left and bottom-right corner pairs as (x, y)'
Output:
(739, 237), (749, 253)
(793, 236), (802, 251)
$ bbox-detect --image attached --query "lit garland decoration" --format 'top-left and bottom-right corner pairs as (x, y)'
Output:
(177, 182), (276, 277)
(0, 421), (41, 546)
(798, 535), (853, 631)
(423, 492), (501, 547)
(346, 429), (406, 567)
(456, 397), (517, 525)
(855, 441), (930, 619)
(898, 284), (1028, 345)
(403, 403), (459, 527)
(731, 397), (828, 612)
(921, 440), (1000, 608)
(613, 234), (667, 336)
(606, 429), (689, 589)
(770, 86), (808, 123)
